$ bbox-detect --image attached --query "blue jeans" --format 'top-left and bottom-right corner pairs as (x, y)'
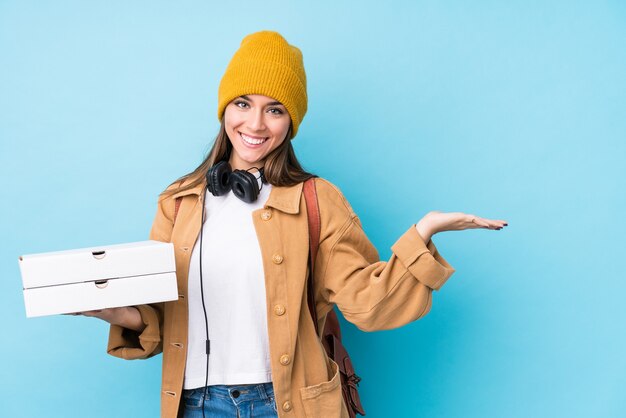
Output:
(182, 382), (278, 418)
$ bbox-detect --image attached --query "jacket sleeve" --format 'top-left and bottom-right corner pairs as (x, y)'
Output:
(106, 193), (174, 360)
(317, 209), (455, 332)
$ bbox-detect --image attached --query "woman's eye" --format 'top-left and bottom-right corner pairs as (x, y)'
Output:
(234, 100), (249, 109)
(268, 107), (284, 115)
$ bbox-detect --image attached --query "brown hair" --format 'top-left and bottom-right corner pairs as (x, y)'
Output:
(160, 120), (315, 199)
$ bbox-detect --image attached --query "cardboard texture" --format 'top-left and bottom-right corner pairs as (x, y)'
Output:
(19, 240), (178, 317)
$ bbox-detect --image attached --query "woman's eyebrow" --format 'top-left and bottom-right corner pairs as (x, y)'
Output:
(240, 95), (283, 107)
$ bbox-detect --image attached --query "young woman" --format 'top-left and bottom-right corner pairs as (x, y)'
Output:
(81, 31), (508, 418)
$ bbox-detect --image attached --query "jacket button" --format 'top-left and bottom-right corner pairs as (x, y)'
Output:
(272, 254), (284, 264)
(282, 401), (292, 411)
(280, 354), (291, 365)
(261, 210), (272, 221)
(274, 304), (286, 316)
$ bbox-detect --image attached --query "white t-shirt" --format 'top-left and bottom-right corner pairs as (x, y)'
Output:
(183, 179), (273, 389)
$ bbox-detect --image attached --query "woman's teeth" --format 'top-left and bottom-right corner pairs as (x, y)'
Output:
(240, 132), (268, 145)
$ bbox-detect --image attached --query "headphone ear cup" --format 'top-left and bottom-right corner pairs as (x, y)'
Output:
(230, 170), (260, 203)
(206, 161), (232, 196)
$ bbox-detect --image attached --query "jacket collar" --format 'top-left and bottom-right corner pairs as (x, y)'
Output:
(170, 180), (303, 215)
(263, 181), (303, 214)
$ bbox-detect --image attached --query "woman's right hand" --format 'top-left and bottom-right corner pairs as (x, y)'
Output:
(67, 307), (146, 332)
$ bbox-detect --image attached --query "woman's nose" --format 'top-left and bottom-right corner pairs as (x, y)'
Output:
(247, 109), (266, 131)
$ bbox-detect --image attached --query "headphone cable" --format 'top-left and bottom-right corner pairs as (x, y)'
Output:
(199, 189), (211, 418)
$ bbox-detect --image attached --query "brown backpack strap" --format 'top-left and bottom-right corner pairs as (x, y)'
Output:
(174, 197), (182, 223)
(302, 178), (321, 336)
(302, 177), (366, 418)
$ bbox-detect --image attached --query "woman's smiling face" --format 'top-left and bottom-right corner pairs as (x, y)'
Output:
(224, 94), (292, 171)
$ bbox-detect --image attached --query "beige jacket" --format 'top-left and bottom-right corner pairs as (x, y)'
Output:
(107, 177), (455, 418)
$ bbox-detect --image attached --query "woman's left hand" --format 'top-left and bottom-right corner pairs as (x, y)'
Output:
(416, 211), (508, 241)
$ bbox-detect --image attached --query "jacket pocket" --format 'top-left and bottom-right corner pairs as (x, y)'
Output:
(299, 358), (345, 418)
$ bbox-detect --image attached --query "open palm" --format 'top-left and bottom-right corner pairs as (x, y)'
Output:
(425, 210), (508, 233)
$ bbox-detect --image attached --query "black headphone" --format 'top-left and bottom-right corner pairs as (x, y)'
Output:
(206, 160), (267, 203)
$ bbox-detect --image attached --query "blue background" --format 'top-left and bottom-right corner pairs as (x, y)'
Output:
(1, 1), (624, 417)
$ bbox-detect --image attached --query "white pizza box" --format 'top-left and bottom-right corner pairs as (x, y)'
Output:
(19, 240), (178, 318)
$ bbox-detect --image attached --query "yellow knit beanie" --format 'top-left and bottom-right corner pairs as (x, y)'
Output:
(217, 31), (307, 139)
